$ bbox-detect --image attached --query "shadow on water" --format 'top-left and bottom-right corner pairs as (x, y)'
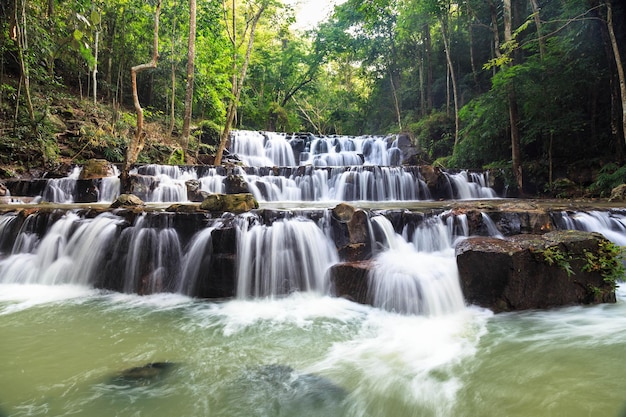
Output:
(219, 364), (348, 417)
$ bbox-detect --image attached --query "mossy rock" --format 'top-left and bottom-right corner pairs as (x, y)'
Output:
(200, 193), (258, 213)
(110, 193), (144, 208)
(80, 159), (114, 179)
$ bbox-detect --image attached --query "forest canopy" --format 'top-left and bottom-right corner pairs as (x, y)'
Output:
(0, 0), (625, 195)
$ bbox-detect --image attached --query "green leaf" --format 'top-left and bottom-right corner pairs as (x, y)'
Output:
(73, 29), (83, 41)
(90, 11), (101, 26)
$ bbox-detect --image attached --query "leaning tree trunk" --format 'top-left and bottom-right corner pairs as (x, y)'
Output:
(181, 0), (196, 161)
(121, 0), (161, 193)
(606, 0), (626, 146)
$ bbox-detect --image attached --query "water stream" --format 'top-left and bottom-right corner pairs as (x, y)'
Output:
(0, 208), (624, 416)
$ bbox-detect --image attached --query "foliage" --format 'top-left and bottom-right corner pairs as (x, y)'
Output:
(589, 164), (626, 196)
(538, 246), (575, 277)
(582, 240), (626, 287)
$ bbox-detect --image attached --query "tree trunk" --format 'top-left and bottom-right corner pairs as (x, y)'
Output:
(440, 19), (459, 147)
(169, 2), (177, 137)
(606, 0), (626, 146)
(181, 0), (196, 160)
(504, 0), (523, 193)
(424, 22), (433, 111)
(14, 0), (35, 127)
(121, 0), (161, 192)
(215, 2), (267, 166)
(93, 29), (99, 105)
(529, 0), (545, 59)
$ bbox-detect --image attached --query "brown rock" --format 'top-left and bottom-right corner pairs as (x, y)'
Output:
(456, 230), (617, 312)
(200, 193), (258, 213)
(329, 261), (374, 305)
(110, 193), (144, 208)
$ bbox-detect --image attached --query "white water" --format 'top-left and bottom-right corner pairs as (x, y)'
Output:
(368, 215), (466, 315)
(236, 217), (339, 298)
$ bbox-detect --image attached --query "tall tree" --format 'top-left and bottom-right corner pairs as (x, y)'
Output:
(214, 0), (273, 165)
(181, 0), (196, 160)
(605, 0), (626, 145)
(504, 0), (523, 193)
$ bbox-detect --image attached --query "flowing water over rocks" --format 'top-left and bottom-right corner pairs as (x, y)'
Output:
(1, 130), (626, 416)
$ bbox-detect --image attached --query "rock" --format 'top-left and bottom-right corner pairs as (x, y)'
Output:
(456, 230), (617, 312)
(330, 203), (372, 261)
(165, 203), (200, 213)
(609, 184), (626, 202)
(224, 174), (250, 194)
(79, 159), (114, 179)
(0, 182), (7, 197)
(110, 193), (144, 209)
(329, 261), (374, 304)
(185, 179), (209, 202)
(200, 193), (258, 213)
(219, 364), (347, 416)
(111, 362), (176, 386)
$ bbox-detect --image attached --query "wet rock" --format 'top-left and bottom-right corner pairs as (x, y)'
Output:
(200, 193), (258, 213)
(456, 230), (617, 312)
(79, 159), (115, 179)
(330, 204), (372, 261)
(329, 260), (373, 305)
(165, 203), (200, 213)
(110, 193), (145, 209)
(111, 362), (176, 386)
(224, 174), (250, 194)
(0, 182), (7, 197)
(185, 179), (209, 202)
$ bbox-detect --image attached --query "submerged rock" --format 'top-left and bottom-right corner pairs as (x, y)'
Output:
(456, 230), (618, 312)
(200, 193), (258, 213)
(219, 364), (347, 417)
(110, 362), (176, 386)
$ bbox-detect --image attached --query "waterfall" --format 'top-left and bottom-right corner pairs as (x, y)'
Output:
(0, 212), (124, 286)
(98, 165), (121, 203)
(553, 210), (626, 246)
(236, 217), (339, 298)
(368, 215), (466, 316)
(481, 212), (504, 238)
(443, 170), (498, 199)
(41, 167), (82, 203)
(230, 130), (403, 168)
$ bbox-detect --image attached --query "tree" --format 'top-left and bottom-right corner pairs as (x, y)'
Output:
(121, 0), (162, 191)
(181, 0), (196, 160)
(214, 0), (274, 166)
(605, 0), (626, 145)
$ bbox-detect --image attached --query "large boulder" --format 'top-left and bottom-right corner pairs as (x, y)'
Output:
(329, 260), (373, 304)
(110, 193), (145, 209)
(79, 159), (115, 179)
(456, 230), (618, 312)
(330, 203), (372, 261)
(200, 193), (258, 213)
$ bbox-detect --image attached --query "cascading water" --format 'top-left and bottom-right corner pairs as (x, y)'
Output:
(553, 210), (626, 245)
(41, 166), (82, 203)
(236, 216), (339, 298)
(367, 215), (466, 315)
(443, 170), (497, 199)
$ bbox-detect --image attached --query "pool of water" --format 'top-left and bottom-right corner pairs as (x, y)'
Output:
(1, 284), (625, 417)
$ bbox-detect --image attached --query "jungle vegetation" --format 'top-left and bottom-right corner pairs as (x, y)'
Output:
(0, 0), (625, 196)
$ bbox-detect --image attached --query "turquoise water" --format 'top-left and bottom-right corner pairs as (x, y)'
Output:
(1, 284), (625, 417)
